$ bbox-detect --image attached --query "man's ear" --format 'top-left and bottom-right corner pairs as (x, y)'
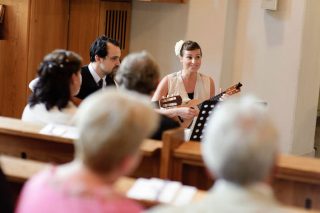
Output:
(94, 55), (100, 63)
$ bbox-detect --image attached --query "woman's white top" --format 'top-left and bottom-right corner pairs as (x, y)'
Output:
(167, 71), (211, 103)
(21, 101), (77, 125)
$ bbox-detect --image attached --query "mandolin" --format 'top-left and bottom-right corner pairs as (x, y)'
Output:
(153, 82), (242, 128)
(183, 82), (242, 109)
(180, 82), (243, 128)
(152, 95), (182, 109)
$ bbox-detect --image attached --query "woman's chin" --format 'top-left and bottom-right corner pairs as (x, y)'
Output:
(190, 68), (199, 73)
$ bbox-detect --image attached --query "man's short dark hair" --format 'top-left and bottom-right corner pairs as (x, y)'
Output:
(89, 35), (120, 62)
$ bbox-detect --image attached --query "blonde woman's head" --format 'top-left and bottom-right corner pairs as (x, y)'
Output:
(74, 89), (159, 175)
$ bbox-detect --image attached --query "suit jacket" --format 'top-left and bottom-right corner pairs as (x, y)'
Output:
(76, 65), (116, 100)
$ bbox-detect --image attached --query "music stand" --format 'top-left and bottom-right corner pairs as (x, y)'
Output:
(190, 100), (218, 141)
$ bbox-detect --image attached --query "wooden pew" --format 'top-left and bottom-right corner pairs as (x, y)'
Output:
(0, 116), (74, 163)
(170, 140), (213, 189)
(132, 139), (162, 178)
(160, 130), (320, 210)
(0, 116), (162, 178)
(159, 128), (184, 179)
(273, 155), (320, 209)
(8, 116), (319, 209)
(159, 129), (212, 189)
(0, 155), (206, 208)
(2, 155), (317, 212)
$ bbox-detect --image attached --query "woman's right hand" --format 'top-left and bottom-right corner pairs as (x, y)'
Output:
(176, 107), (199, 120)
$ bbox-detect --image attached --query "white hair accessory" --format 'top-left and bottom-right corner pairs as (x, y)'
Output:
(174, 40), (184, 56)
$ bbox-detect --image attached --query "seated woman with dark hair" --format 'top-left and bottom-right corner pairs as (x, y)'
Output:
(22, 50), (82, 125)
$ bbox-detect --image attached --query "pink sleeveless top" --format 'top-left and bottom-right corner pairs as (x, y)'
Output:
(16, 167), (143, 213)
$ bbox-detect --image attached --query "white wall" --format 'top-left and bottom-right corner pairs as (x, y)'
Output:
(130, 0), (320, 154)
(291, 0), (320, 154)
(231, 0), (305, 153)
(130, 0), (228, 90)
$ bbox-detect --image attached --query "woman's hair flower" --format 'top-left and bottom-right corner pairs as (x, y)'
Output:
(174, 40), (184, 56)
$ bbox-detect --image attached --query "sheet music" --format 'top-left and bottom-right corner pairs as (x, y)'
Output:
(173, 185), (197, 206)
(127, 178), (165, 201)
(157, 181), (182, 203)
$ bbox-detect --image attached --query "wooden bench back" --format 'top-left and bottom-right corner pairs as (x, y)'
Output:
(0, 116), (74, 163)
(160, 130), (320, 210)
(0, 155), (206, 208)
(0, 116), (163, 177)
(1, 155), (317, 212)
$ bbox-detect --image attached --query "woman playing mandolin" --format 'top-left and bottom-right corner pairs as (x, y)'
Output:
(152, 40), (215, 124)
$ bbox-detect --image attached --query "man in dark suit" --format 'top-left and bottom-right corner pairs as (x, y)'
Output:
(75, 36), (121, 102)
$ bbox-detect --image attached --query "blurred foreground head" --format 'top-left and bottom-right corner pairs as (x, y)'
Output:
(75, 89), (159, 175)
(202, 95), (278, 186)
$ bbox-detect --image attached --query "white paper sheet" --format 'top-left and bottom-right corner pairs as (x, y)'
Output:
(39, 123), (79, 139)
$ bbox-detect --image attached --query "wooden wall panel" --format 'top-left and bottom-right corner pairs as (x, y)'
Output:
(0, 0), (132, 118)
(68, 0), (100, 63)
(27, 0), (69, 93)
(0, 0), (30, 118)
(99, 1), (131, 58)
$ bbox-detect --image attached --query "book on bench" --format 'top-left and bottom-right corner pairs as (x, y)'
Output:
(127, 177), (197, 206)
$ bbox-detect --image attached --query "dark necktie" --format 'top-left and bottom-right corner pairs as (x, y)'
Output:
(98, 79), (103, 89)
(105, 74), (115, 86)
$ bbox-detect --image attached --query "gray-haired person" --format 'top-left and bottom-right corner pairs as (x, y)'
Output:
(116, 51), (180, 140)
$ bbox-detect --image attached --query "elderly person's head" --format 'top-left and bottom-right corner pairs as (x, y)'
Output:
(74, 89), (159, 176)
(202, 95), (278, 186)
(115, 51), (160, 95)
